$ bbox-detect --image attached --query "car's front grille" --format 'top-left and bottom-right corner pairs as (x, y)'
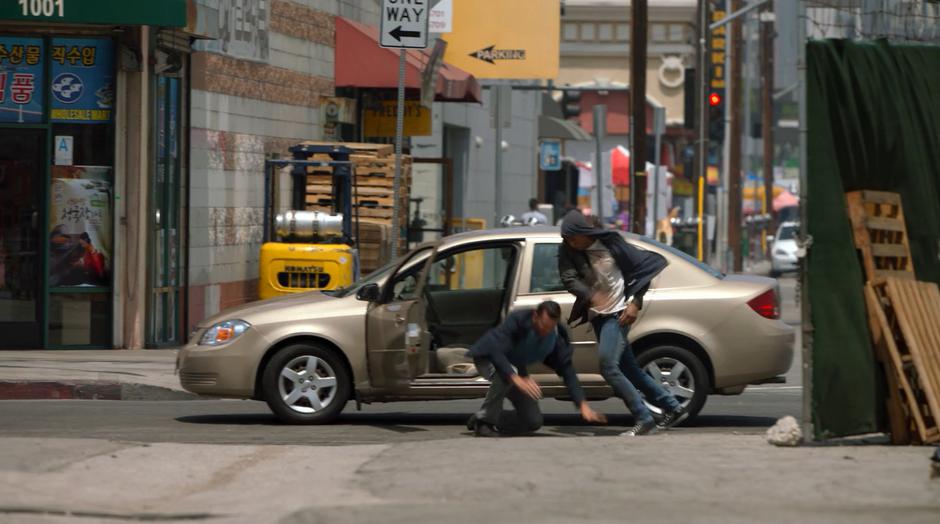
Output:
(277, 271), (330, 289)
(180, 372), (218, 387)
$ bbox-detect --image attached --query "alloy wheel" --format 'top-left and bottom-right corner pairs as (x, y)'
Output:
(643, 356), (696, 415)
(277, 355), (338, 414)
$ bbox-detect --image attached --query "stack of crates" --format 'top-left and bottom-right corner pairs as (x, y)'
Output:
(299, 141), (410, 273)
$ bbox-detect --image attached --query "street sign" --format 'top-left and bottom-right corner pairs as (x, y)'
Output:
(539, 140), (561, 171)
(380, 0), (430, 49)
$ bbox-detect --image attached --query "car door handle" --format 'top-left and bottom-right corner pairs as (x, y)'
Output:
(395, 315), (405, 325)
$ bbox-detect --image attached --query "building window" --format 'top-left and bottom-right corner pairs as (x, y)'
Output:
(598, 23), (614, 41)
(563, 22), (579, 41)
(615, 23), (630, 42)
(669, 24), (687, 42)
(651, 23), (667, 42)
(580, 22), (595, 41)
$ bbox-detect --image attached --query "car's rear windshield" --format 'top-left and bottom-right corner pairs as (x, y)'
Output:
(628, 233), (725, 279)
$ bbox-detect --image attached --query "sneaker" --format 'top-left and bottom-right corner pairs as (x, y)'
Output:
(621, 419), (658, 437)
(658, 405), (688, 430)
(474, 421), (500, 438)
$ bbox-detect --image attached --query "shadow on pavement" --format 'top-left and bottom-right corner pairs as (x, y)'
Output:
(175, 412), (777, 431)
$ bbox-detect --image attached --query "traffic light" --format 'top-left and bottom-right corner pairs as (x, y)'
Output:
(561, 90), (582, 122)
(708, 90), (725, 143)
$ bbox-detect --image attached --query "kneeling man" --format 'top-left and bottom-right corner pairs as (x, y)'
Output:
(466, 300), (607, 437)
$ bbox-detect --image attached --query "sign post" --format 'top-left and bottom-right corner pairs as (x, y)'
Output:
(380, 0), (429, 259)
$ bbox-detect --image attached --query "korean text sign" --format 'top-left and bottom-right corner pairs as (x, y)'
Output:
(50, 37), (114, 123)
(0, 36), (44, 123)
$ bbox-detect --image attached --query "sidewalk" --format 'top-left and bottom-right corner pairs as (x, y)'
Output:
(0, 349), (196, 401)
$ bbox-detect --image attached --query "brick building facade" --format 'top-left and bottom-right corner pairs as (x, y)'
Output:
(187, 1), (379, 333)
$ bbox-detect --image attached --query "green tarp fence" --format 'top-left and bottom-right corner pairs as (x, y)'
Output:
(807, 40), (940, 439)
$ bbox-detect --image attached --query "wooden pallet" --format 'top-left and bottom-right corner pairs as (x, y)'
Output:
(306, 194), (398, 208)
(864, 278), (940, 444)
(307, 204), (404, 221)
(306, 184), (407, 198)
(306, 174), (411, 188)
(298, 141), (394, 157)
(846, 190), (915, 281)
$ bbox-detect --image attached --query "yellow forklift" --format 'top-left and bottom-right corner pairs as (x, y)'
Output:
(258, 143), (360, 300)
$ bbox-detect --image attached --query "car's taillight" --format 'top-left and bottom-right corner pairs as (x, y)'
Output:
(748, 290), (779, 319)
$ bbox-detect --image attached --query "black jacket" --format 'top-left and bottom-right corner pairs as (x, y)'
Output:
(558, 213), (668, 326)
(467, 309), (586, 407)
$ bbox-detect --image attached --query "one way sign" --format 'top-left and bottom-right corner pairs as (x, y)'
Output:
(380, 0), (429, 49)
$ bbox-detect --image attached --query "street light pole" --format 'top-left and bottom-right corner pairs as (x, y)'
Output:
(630, 0), (648, 234)
(761, 3), (776, 247)
(728, 0), (744, 272)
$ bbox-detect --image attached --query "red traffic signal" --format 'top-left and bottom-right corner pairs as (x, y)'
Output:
(709, 92), (722, 107)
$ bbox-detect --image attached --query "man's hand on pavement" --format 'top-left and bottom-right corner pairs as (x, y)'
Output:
(580, 403), (608, 424)
(618, 303), (639, 326)
(510, 375), (543, 400)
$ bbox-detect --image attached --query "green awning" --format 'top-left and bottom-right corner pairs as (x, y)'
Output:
(1, 0), (188, 28)
(539, 114), (592, 141)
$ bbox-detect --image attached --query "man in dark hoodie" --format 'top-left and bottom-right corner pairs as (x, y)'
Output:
(465, 300), (607, 437)
(558, 211), (685, 436)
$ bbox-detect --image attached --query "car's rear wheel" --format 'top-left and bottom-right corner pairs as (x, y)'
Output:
(637, 345), (710, 424)
(261, 343), (350, 424)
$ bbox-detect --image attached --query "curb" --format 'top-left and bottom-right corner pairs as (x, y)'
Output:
(0, 381), (202, 401)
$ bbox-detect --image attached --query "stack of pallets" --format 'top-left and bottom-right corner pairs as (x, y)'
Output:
(300, 141), (410, 273)
(848, 190), (940, 444)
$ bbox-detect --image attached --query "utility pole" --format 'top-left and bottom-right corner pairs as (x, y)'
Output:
(728, 0), (743, 272)
(630, 0), (648, 234)
(696, 0), (709, 261)
(760, 2), (776, 248)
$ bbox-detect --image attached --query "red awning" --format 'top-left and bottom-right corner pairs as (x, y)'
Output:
(335, 18), (482, 103)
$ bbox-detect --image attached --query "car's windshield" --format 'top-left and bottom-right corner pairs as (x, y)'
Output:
(628, 233), (725, 279)
(324, 261), (397, 298)
(326, 245), (434, 298)
(778, 225), (799, 240)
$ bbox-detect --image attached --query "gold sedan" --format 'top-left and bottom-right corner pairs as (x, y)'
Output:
(178, 227), (794, 424)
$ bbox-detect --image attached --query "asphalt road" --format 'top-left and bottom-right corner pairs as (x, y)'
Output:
(0, 382), (800, 445)
(0, 276), (802, 447)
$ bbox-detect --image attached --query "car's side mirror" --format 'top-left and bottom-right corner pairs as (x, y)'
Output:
(356, 283), (380, 302)
(766, 235), (775, 244)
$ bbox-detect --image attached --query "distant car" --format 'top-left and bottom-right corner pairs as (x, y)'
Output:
(178, 227), (794, 425)
(770, 222), (800, 277)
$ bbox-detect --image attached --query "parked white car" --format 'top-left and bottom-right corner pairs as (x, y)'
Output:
(771, 222), (800, 277)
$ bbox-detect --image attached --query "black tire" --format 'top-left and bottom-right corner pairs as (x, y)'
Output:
(770, 269), (781, 278)
(261, 343), (351, 424)
(636, 345), (710, 424)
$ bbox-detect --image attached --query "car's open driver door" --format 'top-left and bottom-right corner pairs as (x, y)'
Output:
(365, 244), (439, 390)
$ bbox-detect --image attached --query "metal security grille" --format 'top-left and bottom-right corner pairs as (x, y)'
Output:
(277, 272), (331, 289)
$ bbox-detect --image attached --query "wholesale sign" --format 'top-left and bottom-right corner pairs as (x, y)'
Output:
(50, 37), (114, 123)
(0, 36), (44, 123)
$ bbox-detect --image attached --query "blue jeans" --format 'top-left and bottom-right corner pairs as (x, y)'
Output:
(591, 314), (680, 424)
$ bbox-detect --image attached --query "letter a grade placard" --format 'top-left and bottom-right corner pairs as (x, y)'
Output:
(380, 0), (429, 49)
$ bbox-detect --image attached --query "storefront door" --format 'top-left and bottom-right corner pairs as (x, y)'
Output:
(148, 75), (182, 346)
(0, 129), (44, 348)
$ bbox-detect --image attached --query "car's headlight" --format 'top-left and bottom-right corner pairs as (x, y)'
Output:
(774, 249), (788, 256)
(199, 320), (250, 346)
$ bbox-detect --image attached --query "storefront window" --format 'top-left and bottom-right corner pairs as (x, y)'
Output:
(0, 34), (115, 348)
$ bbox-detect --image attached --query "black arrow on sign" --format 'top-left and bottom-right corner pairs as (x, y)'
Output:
(389, 26), (421, 41)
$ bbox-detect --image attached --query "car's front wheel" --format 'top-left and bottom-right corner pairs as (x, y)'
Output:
(637, 345), (710, 424)
(261, 343), (351, 424)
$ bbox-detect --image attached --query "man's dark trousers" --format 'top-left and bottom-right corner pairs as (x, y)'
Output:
(474, 358), (543, 434)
